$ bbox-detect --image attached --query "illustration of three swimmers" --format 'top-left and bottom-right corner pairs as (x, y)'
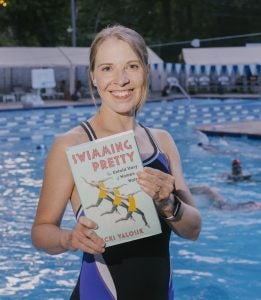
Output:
(81, 177), (150, 227)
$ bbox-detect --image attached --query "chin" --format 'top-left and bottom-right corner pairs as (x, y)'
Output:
(116, 108), (135, 116)
(112, 100), (137, 113)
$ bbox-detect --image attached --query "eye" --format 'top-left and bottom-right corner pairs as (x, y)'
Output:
(101, 66), (112, 72)
(127, 63), (140, 71)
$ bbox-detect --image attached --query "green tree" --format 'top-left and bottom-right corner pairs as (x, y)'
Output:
(0, 0), (261, 61)
(1, 0), (70, 46)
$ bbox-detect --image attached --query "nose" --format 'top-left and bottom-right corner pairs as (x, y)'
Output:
(114, 68), (130, 86)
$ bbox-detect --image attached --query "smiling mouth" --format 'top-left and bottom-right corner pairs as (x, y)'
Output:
(110, 90), (133, 97)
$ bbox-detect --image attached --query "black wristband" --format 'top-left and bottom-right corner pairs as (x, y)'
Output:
(165, 193), (182, 222)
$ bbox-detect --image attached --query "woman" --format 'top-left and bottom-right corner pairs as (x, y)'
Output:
(31, 25), (201, 300)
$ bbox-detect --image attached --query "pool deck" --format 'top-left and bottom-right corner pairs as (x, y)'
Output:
(196, 121), (261, 139)
(1, 93), (261, 138)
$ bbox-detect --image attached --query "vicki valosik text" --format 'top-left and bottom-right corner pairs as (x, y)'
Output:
(70, 139), (135, 171)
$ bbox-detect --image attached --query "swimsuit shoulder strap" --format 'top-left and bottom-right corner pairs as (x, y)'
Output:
(139, 123), (170, 170)
(80, 121), (97, 141)
(75, 205), (84, 221)
(139, 123), (161, 152)
(76, 121), (98, 220)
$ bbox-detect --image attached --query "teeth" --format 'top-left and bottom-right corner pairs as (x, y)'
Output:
(111, 90), (131, 97)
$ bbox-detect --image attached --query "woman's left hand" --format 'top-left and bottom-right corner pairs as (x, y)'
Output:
(137, 166), (201, 241)
(137, 167), (175, 206)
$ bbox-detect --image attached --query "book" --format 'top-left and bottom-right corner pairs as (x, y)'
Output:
(66, 130), (162, 247)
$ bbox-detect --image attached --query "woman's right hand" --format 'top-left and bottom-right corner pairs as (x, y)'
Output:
(68, 216), (106, 254)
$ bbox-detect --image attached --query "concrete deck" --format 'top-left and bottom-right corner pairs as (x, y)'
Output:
(0, 98), (95, 111)
(196, 120), (261, 139)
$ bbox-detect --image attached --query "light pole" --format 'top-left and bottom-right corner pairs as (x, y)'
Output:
(70, 0), (76, 47)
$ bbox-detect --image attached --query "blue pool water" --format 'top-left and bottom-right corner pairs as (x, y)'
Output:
(0, 99), (260, 299)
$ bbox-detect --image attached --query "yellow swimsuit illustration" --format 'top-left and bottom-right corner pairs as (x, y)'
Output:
(82, 178), (150, 227)
(100, 184), (128, 215)
(81, 177), (112, 209)
(115, 191), (150, 227)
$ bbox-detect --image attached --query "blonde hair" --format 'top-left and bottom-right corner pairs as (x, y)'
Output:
(88, 25), (149, 113)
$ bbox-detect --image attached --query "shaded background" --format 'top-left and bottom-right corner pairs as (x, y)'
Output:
(1, 0), (261, 61)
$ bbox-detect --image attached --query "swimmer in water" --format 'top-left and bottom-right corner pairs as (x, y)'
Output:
(189, 184), (260, 211)
(227, 159), (251, 182)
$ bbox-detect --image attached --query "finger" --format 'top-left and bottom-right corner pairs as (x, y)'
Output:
(138, 174), (175, 201)
(143, 167), (176, 186)
(73, 226), (105, 253)
(84, 229), (105, 250)
(155, 185), (161, 193)
(137, 177), (163, 199)
(80, 225), (105, 247)
(138, 173), (166, 196)
(78, 216), (98, 229)
(75, 216), (105, 245)
(77, 238), (105, 254)
(143, 167), (170, 180)
(137, 170), (162, 187)
(146, 170), (176, 194)
(138, 181), (163, 201)
(138, 169), (173, 189)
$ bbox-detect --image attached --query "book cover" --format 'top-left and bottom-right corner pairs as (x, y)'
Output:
(66, 130), (162, 247)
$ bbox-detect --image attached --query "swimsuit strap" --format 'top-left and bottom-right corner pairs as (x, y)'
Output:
(76, 121), (98, 220)
(139, 123), (161, 153)
(80, 121), (97, 141)
(75, 205), (83, 221)
(139, 123), (170, 170)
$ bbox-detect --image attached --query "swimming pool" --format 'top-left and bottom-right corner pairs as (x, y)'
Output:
(0, 99), (260, 299)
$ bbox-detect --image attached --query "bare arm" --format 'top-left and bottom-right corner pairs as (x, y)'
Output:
(137, 130), (201, 240)
(31, 133), (105, 255)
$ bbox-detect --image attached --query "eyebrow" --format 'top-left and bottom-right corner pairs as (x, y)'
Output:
(97, 63), (112, 68)
(97, 60), (140, 68)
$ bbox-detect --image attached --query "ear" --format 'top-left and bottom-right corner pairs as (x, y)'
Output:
(90, 72), (97, 86)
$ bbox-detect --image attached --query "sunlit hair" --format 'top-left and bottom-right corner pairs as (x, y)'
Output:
(88, 25), (149, 114)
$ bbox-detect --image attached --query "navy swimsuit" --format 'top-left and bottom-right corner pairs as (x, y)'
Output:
(70, 122), (174, 300)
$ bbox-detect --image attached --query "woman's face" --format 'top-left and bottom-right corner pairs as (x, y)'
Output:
(91, 37), (145, 115)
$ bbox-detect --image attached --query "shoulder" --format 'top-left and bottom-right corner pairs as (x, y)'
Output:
(146, 127), (183, 173)
(147, 128), (178, 155)
(48, 125), (90, 160)
(55, 125), (89, 147)
(147, 127), (173, 143)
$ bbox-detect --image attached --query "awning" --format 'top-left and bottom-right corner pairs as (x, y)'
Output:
(0, 47), (163, 93)
(182, 47), (261, 65)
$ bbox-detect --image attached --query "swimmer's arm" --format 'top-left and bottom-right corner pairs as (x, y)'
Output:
(99, 186), (112, 192)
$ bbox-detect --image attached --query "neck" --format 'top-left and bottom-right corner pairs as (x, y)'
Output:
(92, 108), (137, 135)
